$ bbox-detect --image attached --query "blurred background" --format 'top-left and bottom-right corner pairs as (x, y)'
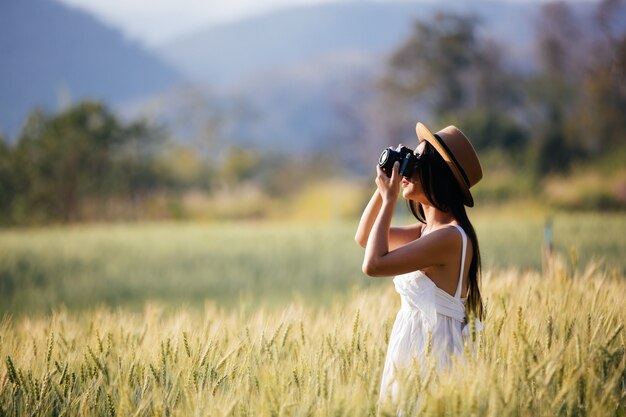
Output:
(0, 0), (625, 315)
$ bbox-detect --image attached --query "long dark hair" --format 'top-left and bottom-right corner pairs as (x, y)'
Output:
(407, 141), (484, 321)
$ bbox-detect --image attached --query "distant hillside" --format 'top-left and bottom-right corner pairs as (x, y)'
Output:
(159, 1), (538, 86)
(0, 0), (181, 139)
(155, 1), (540, 152)
(160, 2), (419, 85)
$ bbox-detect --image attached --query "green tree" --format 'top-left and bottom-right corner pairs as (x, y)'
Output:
(528, 2), (583, 174)
(219, 146), (262, 186)
(381, 12), (528, 153)
(531, 0), (626, 172)
(11, 101), (162, 223)
(0, 135), (15, 222)
(575, 0), (626, 154)
(383, 13), (481, 117)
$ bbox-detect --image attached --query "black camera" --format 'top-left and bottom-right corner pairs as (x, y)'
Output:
(378, 145), (419, 177)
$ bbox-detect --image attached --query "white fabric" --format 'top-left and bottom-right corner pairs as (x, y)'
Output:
(379, 224), (484, 404)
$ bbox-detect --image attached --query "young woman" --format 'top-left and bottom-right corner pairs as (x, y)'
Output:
(355, 122), (484, 404)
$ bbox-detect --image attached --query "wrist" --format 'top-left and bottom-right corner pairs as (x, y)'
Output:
(381, 194), (397, 206)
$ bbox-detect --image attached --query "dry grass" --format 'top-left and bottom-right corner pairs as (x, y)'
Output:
(1, 256), (625, 416)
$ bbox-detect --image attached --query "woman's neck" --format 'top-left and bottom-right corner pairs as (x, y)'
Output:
(422, 204), (456, 230)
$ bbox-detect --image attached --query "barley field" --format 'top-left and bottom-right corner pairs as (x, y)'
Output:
(1, 212), (626, 415)
(1, 259), (625, 416)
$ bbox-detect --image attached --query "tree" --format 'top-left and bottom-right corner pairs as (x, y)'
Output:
(11, 101), (162, 223)
(0, 135), (15, 222)
(576, 0), (626, 153)
(382, 13), (480, 117)
(219, 146), (262, 187)
(380, 12), (528, 153)
(528, 2), (584, 173)
(580, 35), (626, 153)
(529, 0), (626, 172)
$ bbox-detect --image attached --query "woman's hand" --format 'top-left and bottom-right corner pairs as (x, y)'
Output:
(375, 161), (401, 203)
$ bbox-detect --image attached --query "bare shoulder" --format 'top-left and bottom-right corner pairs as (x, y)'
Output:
(433, 224), (474, 270)
(419, 225), (468, 260)
(433, 224), (472, 251)
(422, 225), (462, 244)
(420, 225), (473, 295)
(404, 225), (463, 266)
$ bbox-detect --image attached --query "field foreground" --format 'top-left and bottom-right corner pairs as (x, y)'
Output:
(2, 213), (626, 317)
(2, 258), (625, 416)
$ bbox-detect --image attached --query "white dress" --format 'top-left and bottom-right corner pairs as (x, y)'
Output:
(379, 224), (481, 403)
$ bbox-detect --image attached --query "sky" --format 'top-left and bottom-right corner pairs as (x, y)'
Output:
(57, 0), (342, 46)
(55, 0), (567, 47)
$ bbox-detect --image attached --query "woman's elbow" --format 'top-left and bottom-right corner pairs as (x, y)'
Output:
(354, 234), (367, 248)
(362, 259), (382, 277)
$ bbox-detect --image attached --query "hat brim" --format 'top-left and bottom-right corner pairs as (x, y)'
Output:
(415, 122), (474, 207)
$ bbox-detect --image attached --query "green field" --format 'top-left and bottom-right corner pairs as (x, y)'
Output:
(1, 211), (625, 316)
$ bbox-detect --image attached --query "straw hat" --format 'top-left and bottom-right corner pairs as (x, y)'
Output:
(415, 122), (483, 207)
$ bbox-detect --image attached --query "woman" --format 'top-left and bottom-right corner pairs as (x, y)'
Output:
(355, 122), (484, 404)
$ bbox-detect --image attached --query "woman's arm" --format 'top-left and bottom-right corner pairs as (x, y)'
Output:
(361, 163), (457, 277)
(361, 162), (400, 275)
(355, 190), (423, 250)
(354, 190), (382, 248)
(362, 193), (396, 275)
(363, 225), (459, 277)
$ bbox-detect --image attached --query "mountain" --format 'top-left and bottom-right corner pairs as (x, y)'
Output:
(159, 1), (538, 87)
(161, 2), (421, 86)
(0, 0), (182, 139)
(155, 1), (541, 152)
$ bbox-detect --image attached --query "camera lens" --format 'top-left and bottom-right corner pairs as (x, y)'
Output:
(379, 149), (390, 167)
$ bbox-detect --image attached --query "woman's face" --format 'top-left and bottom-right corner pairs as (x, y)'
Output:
(401, 141), (427, 202)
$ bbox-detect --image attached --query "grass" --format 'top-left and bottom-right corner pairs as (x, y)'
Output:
(1, 258), (625, 416)
(1, 212), (625, 415)
(1, 211), (625, 316)
(0, 222), (367, 316)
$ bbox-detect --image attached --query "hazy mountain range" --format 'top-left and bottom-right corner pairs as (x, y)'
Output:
(154, 1), (540, 152)
(159, 1), (537, 87)
(0, 0), (181, 139)
(0, 0), (604, 151)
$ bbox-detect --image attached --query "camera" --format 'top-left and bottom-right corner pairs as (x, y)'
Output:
(378, 145), (419, 178)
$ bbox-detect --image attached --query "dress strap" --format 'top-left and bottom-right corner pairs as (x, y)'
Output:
(451, 224), (467, 299)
